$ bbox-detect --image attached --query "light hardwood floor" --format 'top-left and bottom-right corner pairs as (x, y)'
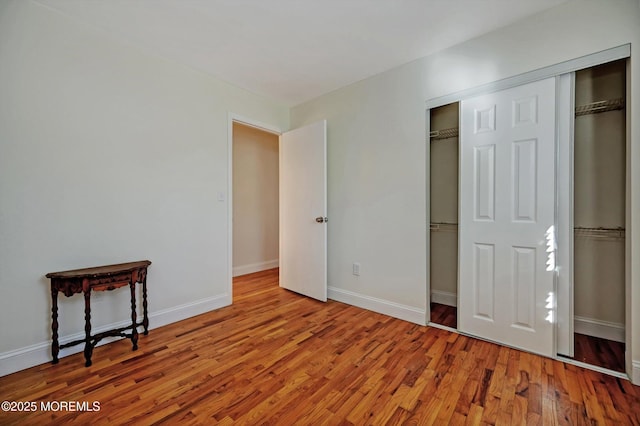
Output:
(1, 268), (639, 425)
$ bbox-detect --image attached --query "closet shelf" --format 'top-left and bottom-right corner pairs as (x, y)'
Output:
(429, 127), (458, 141)
(575, 98), (625, 116)
(574, 226), (625, 240)
(430, 222), (458, 232)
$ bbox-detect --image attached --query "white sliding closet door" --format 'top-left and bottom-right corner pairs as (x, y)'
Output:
(459, 78), (557, 357)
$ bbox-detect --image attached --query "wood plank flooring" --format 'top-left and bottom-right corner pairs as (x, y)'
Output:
(430, 302), (626, 374)
(430, 302), (457, 329)
(573, 333), (626, 373)
(1, 268), (639, 425)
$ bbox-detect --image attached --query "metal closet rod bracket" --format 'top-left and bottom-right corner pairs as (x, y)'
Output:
(429, 127), (459, 141)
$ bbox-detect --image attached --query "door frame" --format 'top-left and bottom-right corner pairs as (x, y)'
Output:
(425, 44), (632, 378)
(227, 113), (282, 303)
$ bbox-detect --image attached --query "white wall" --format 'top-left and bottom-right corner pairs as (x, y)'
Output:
(0, 0), (288, 376)
(292, 61), (430, 324)
(232, 123), (279, 276)
(290, 0), (640, 382)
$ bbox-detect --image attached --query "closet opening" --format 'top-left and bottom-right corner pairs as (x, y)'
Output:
(563, 59), (627, 373)
(426, 60), (627, 372)
(426, 45), (631, 379)
(429, 102), (459, 330)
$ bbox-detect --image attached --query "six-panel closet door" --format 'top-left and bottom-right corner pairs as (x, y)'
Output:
(458, 78), (557, 357)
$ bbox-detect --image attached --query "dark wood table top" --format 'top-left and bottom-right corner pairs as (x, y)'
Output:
(45, 260), (152, 279)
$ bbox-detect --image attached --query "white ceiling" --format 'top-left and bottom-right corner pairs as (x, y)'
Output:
(35, 0), (569, 106)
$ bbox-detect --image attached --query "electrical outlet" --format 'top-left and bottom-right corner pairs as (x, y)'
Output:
(352, 262), (360, 276)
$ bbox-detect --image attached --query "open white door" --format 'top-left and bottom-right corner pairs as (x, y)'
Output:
(279, 120), (327, 301)
(459, 78), (556, 357)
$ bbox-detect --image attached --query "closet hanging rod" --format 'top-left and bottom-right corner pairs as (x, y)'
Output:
(575, 98), (625, 116)
(574, 226), (625, 231)
(574, 226), (625, 239)
(429, 222), (458, 232)
(429, 127), (458, 141)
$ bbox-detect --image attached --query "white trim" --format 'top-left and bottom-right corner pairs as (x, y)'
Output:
(425, 109), (432, 325)
(0, 293), (229, 378)
(429, 320), (631, 381)
(228, 113), (282, 136)
(328, 286), (426, 325)
(574, 316), (625, 343)
(227, 112), (282, 307)
(233, 259), (279, 277)
(0, 320), (131, 378)
(452, 326), (629, 380)
(427, 322), (457, 333)
(149, 293), (230, 329)
(558, 356), (629, 380)
(425, 44), (630, 109)
(633, 361), (640, 385)
(625, 58), (634, 386)
(430, 290), (457, 307)
(556, 72), (575, 357)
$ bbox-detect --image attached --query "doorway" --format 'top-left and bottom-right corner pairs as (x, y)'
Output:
(232, 121), (280, 278)
(228, 113), (281, 305)
(228, 116), (328, 303)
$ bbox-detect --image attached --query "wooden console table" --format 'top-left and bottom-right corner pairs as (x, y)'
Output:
(46, 260), (151, 367)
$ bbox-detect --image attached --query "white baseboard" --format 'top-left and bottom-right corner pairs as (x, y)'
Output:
(430, 290), (457, 307)
(328, 286), (426, 325)
(632, 360), (640, 385)
(559, 357), (628, 380)
(0, 293), (230, 378)
(574, 315), (625, 343)
(233, 259), (279, 277)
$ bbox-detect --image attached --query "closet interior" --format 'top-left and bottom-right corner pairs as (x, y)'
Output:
(569, 59), (626, 372)
(429, 102), (459, 330)
(428, 59), (627, 372)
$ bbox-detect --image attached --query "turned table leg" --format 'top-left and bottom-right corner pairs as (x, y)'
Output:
(142, 273), (149, 335)
(51, 286), (59, 364)
(83, 289), (93, 367)
(130, 282), (138, 350)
